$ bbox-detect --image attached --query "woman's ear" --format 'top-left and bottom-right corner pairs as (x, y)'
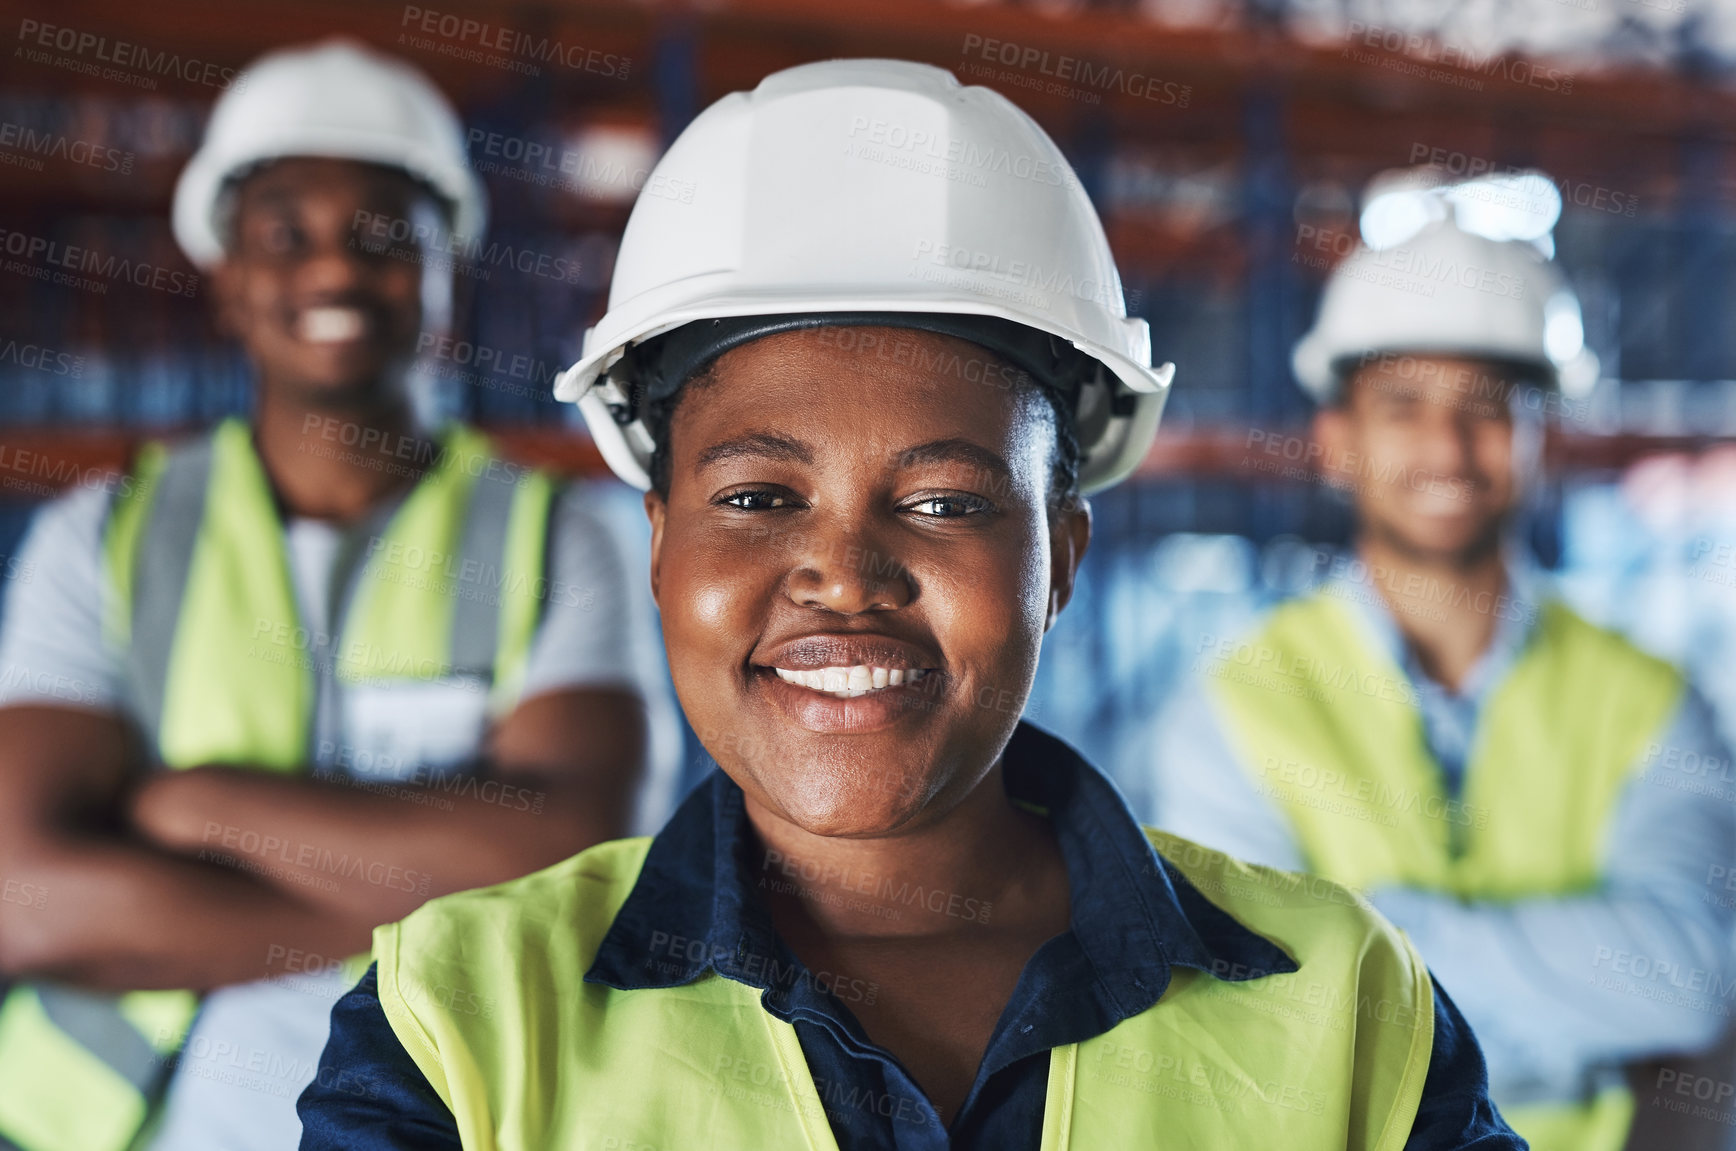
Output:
(1045, 496), (1092, 632)
(644, 489), (667, 609)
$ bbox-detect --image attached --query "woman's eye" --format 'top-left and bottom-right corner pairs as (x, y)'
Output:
(909, 495), (990, 518)
(721, 490), (791, 510)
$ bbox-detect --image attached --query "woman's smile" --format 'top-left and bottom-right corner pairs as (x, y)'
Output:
(752, 630), (943, 731)
(753, 661), (942, 734)
(644, 325), (1077, 834)
(771, 664), (930, 695)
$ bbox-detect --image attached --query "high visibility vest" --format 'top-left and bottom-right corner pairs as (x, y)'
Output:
(0, 416), (557, 1151)
(1204, 591), (1684, 1151)
(373, 828), (1438, 1150)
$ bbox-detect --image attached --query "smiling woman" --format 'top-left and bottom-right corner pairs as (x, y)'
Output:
(646, 324), (1072, 827)
(299, 59), (1527, 1151)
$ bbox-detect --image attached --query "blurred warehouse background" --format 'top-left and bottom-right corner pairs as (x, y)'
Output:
(7, 0), (1736, 917)
(7, 3), (1736, 751)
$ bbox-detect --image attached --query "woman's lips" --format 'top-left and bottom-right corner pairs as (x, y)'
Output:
(771, 664), (929, 698)
(752, 665), (938, 733)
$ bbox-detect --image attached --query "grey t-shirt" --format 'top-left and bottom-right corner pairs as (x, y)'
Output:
(0, 475), (681, 1151)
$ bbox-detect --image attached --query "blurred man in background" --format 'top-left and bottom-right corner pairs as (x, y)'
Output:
(0, 39), (673, 1151)
(1149, 201), (1736, 1151)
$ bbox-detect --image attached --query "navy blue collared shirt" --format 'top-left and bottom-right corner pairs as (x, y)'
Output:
(299, 721), (1523, 1150)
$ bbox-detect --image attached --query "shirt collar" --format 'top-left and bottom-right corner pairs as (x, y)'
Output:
(1324, 546), (1549, 702)
(586, 721), (1296, 1018)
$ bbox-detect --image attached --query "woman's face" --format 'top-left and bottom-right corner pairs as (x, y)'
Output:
(645, 326), (1091, 838)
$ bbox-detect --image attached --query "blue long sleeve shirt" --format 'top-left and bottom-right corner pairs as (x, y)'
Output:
(1148, 562), (1736, 1107)
(300, 721), (1524, 1149)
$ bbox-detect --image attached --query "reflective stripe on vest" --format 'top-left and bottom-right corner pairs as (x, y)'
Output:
(0, 417), (557, 1151)
(1204, 591), (1683, 1151)
(372, 829), (1436, 1150)
(0, 986), (194, 1151)
(110, 417), (557, 765)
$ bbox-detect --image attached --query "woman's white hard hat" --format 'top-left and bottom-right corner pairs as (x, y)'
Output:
(556, 58), (1174, 494)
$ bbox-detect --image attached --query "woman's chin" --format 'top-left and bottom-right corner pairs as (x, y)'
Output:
(763, 775), (932, 839)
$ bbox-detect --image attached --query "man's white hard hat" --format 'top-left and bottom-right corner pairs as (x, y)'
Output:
(172, 38), (487, 269)
(1292, 212), (1598, 405)
(555, 58), (1175, 494)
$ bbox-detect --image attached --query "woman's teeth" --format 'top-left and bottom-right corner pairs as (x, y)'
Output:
(298, 306), (367, 343)
(773, 665), (927, 698)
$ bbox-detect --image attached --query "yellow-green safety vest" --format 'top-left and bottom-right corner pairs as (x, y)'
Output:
(0, 416), (558, 1151)
(1204, 590), (1684, 1151)
(373, 827), (1438, 1150)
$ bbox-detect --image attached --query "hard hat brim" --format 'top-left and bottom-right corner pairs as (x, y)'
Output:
(557, 291), (1171, 494)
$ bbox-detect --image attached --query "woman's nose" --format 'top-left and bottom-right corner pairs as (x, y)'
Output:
(784, 523), (914, 614)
